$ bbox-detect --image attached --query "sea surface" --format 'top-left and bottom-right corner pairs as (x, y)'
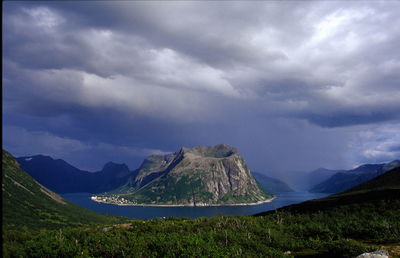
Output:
(61, 192), (329, 219)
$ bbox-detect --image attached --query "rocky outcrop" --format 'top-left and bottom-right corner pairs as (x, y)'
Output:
(356, 250), (389, 258)
(101, 144), (272, 206)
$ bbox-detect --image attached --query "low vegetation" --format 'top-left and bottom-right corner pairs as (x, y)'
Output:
(3, 198), (400, 257)
(3, 150), (400, 257)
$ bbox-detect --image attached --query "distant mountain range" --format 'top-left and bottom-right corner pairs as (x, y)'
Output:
(309, 160), (400, 193)
(16, 144), (273, 206)
(257, 166), (400, 216)
(2, 150), (127, 230)
(98, 144), (272, 206)
(251, 172), (294, 193)
(17, 155), (136, 194)
(306, 168), (343, 189)
(17, 144), (400, 204)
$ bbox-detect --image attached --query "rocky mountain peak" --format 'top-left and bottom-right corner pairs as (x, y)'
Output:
(179, 144), (238, 158)
(101, 144), (271, 206)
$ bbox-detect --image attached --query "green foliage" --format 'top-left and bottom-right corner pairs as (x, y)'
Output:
(3, 199), (399, 257)
(3, 149), (400, 257)
(323, 239), (375, 258)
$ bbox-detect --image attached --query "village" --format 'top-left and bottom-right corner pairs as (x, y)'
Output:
(91, 195), (135, 205)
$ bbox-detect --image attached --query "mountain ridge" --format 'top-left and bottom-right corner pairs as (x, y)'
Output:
(256, 166), (400, 216)
(16, 155), (136, 194)
(309, 160), (400, 193)
(251, 172), (294, 193)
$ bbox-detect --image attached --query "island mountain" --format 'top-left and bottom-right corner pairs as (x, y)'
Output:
(97, 144), (272, 206)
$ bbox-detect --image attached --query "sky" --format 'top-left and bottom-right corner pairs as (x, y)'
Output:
(3, 1), (400, 179)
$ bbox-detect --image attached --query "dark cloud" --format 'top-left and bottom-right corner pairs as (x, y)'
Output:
(302, 110), (400, 128)
(3, 1), (400, 172)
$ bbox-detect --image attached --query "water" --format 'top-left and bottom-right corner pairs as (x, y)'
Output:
(61, 192), (329, 220)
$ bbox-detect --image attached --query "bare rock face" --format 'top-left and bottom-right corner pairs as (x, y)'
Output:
(356, 250), (389, 258)
(104, 144), (271, 206)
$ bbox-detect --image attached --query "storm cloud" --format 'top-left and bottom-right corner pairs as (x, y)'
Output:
(3, 1), (400, 175)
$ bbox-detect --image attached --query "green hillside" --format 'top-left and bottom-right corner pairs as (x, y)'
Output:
(2, 150), (129, 230)
(3, 150), (400, 257)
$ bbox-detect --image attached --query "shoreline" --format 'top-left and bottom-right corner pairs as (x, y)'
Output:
(90, 196), (276, 207)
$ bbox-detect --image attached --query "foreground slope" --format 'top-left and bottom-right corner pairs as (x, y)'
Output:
(4, 166), (400, 257)
(2, 150), (127, 230)
(99, 144), (272, 206)
(309, 160), (400, 193)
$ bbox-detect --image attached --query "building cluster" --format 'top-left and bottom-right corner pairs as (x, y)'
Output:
(91, 195), (135, 205)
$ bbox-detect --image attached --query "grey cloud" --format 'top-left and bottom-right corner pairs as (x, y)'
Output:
(3, 1), (400, 172)
(388, 144), (400, 153)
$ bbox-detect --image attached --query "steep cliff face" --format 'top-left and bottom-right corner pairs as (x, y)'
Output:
(101, 144), (271, 206)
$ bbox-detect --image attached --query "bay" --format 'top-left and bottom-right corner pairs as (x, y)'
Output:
(62, 192), (329, 219)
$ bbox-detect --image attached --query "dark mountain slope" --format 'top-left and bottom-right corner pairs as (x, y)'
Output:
(17, 155), (135, 194)
(309, 160), (400, 193)
(306, 168), (343, 189)
(343, 166), (400, 193)
(252, 172), (293, 193)
(256, 166), (400, 216)
(2, 150), (127, 230)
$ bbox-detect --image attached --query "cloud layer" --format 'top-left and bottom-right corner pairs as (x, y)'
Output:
(3, 1), (400, 172)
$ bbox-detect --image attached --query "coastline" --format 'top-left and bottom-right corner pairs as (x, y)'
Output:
(90, 196), (276, 207)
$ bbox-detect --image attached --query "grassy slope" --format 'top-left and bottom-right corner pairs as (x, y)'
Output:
(2, 150), (129, 230)
(3, 153), (400, 257)
(4, 198), (399, 257)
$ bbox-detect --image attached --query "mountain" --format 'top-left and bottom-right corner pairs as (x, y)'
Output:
(274, 168), (342, 191)
(256, 166), (400, 215)
(306, 168), (343, 189)
(252, 172), (293, 193)
(343, 166), (400, 193)
(98, 144), (272, 206)
(16, 155), (134, 194)
(309, 160), (400, 193)
(2, 150), (127, 230)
